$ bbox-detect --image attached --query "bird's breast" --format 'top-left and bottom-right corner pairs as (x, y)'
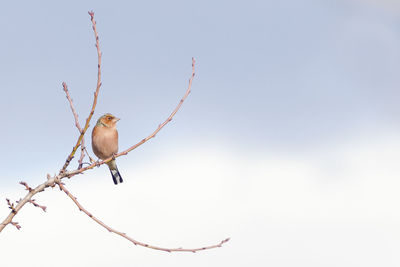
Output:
(92, 127), (119, 160)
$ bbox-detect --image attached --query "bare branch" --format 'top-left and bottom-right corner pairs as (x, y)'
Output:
(28, 200), (47, 212)
(0, 176), (58, 232)
(60, 11), (102, 173)
(58, 182), (229, 253)
(117, 57), (195, 156)
(15, 197), (47, 213)
(0, 12), (103, 232)
(6, 199), (15, 213)
(10, 221), (21, 230)
(19, 181), (33, 192)
(62, 82), (89, 170)
(84, 147), (95, 163)
(62, 82), (82, 133)
(78, 139), (86, 169)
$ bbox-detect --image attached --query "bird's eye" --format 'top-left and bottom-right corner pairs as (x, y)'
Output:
(108, 117), (112, 120)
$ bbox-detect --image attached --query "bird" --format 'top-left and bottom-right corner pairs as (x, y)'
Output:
(92, 113), (123, 185)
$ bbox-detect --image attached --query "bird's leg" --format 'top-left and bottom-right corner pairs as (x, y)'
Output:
(95, 159), (101, 167)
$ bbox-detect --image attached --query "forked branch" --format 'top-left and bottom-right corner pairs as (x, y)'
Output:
(0, 11), (229, 253)
(62, 82), (88, 169)
(60, 10), (102, 173)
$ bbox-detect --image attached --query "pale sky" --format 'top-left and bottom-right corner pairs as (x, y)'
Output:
(1, 0), (400, 266)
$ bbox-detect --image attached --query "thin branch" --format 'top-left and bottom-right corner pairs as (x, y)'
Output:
(58, 182), (229, 253)
(10, 221), (21, 230)
(60, 11), (102, 173)
(0, 12), (102, 233)
(19, 181), (33, 192)
(78, 138), (86, 169)
(28, 200), (47, 212)
(67, 57), (196, 177)
(6, 199), (15, 213)
(62, 82), (82, 133)
(116, 57), (195, 156)
(84, 147), (95, 163)
(62, 82), (89, 170)
(17, 182), (47, 211)
(0, 176), (59, 232)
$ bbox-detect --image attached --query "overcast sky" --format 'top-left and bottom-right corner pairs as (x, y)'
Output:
(1, 0), (400, 266)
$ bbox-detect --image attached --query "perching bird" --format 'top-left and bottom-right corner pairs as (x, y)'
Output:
(92, 113), (123, 185)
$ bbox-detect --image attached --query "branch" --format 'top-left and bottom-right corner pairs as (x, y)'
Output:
(0, 13), (229, 253)
(6, 199), (15, 213)
(63, 82), (86, 168)
(18, 182), (47, 212)
(117, 57), (195, 156)
(62, 82), (91, 169)
(0, 176), (59, 232)
(27, 200), (47, 213)
(62, 82), (82, 133)
(19, 181), (33, 192)
(77, 137), (86, 169)
(58, 183), (229, 253)
(0, 12), (102, 234)
(10, 221), (21, 230)
(67, 57), (196, 177)
(60, 11), (102, 173)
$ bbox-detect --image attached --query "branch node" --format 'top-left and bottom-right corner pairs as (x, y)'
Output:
(28, 199), (47, 212)
(10, 221), (21, 230)
(19, 181), (33, 192)
(6, 199), (16, 213)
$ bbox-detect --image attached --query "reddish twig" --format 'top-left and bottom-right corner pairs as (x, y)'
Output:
(78, 138), (86, 169)
(60, 11), (102, 173)
(63, 80), (87, 170)
(0, 12), (103, 232)
(28, 200), (47, 212)
(15, 198), (47, 213)
(58, 182), (229, 253)
(19, 181), (33, 192)
(6, 199), (15, 213)
(84, 147), (95, 163)
(0, 176), (55, 232)
(10, 221), (21, 230)
(116, 57), (195, 157)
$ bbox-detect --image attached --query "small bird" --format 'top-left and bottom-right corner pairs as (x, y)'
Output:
(92, 113), (123, 185)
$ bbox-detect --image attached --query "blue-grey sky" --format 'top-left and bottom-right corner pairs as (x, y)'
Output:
(1, 1), (400, 266)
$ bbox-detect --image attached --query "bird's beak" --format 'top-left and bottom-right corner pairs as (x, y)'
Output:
(114, 117), (120, 122)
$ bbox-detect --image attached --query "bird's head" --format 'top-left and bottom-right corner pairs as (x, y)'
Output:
(96, 113), (120, 128)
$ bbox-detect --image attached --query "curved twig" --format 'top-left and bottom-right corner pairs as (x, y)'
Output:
(0, 177), (58, 232)
(58, 182), (229, 253)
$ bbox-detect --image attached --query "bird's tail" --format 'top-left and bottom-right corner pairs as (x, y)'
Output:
(107, 160), (123, 185)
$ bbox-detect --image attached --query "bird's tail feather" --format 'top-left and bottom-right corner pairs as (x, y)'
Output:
(107, 160), (123, 185)
(110, 168), (123, 185)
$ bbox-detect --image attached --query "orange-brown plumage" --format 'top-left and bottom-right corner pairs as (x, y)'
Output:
(92, 113), (123, 185)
